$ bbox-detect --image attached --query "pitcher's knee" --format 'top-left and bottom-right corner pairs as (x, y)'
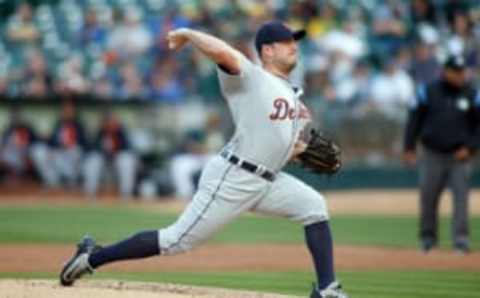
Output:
(297, 194), (330, 226)
(158, 227), (199, 256)
(301, 212), (329, 226)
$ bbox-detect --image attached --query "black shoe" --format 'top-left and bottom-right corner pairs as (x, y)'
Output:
(454, 240), (470, 255)
(420, 238), (437, 253)
(60, 235), (101, 286)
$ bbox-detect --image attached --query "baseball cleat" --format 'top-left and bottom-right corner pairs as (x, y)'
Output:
(310, 281), (349, 298)
(60, 235), (100, 286)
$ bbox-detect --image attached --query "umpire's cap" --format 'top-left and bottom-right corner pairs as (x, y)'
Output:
(444, 54), (467, 71)
(255, 21), (306, 55)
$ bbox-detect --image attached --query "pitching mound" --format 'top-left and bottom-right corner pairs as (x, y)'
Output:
(0, 279), (299, 298)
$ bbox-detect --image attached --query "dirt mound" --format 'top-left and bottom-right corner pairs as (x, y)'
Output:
(0, 279), (299, 298)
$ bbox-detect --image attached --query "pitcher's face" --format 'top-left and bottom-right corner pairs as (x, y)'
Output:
(262, 39), (298, 73)
(272, 39), (298, 73)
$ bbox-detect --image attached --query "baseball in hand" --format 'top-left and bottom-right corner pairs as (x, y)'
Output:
(167, 29), (190, 51)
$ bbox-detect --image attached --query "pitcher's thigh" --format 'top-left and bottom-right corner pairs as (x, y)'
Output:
(159, 186), (257, 255)
(253, 173), (329, 225)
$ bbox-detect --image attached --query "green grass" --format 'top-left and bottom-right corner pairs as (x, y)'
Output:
(0, 204), (479, 248)
(2, 204), (479, 297)
(1, 270), (479, 298)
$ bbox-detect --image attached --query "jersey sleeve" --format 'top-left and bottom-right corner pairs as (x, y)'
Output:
(407, 84), (428, 110)
(404, 84), (429, 151)
(466, 89), (480, 151)
(216, 54), (255, 96)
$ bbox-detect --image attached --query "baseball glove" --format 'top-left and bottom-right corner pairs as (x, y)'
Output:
(297, 129), (342, 175)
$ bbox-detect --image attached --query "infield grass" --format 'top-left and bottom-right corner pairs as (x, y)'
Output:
(0, 270), (479, 298)
(1, 204), (479, 297)
(0, 204), (479, 248)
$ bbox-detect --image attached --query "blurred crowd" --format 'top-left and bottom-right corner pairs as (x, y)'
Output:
(0, 102), (225, 199)
(2, 0), (480, 197)
(0, 0), (479, 109)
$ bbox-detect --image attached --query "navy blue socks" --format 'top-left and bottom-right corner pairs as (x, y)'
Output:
(305, 221), (335, 289)
(88, 230), (160, 269)
(87, 223), (334, 288)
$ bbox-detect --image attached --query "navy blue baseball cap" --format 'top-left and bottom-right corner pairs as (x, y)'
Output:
(255, 21), (306, 55)
(444, 54), (466, 70)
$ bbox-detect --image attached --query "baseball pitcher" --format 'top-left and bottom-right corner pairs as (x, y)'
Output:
(60, 21), (346, 298)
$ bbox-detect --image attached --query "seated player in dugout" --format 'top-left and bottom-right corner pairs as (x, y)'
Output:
(82, 111), (138, 199)
(60, 22), (348, 298)
(0, 108), (40, 181)
(45, 101), (88, 188)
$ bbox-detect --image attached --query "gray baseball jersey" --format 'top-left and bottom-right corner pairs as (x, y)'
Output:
(158, 55), (327, 255)
(219, 55), (311, 171)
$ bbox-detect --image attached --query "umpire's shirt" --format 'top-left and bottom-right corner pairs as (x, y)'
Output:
(404, 79), (480, 154)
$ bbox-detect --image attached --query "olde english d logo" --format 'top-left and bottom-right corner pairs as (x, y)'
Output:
(269, 98), (310, 120)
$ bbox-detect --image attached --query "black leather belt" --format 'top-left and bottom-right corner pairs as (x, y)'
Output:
(220, 151), (275, 182)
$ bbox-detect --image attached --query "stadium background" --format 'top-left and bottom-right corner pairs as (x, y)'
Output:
(0, 1), (480, 298)
(1, 0), (480, 188)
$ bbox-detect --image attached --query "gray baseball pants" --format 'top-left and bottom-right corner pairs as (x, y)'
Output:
(158, 155), (329, 255)
(419, 148), (472, 244)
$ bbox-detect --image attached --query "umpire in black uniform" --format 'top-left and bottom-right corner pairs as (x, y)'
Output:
(403, 54), (480, 254)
